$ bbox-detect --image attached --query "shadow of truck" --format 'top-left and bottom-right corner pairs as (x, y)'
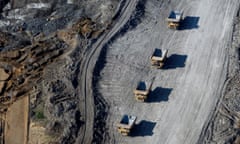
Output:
(130, 120), (156, 137)
(147, 87), (172, 103)
(163, 54), (187, 69)
(179, 16), (200, 30)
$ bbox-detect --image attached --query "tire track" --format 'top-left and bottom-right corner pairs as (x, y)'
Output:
(77, 1), (138, 144)
(93, 0), (240, 143)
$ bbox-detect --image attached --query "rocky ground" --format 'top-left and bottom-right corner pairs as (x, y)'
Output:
(0, 0), (120, 143)
(93, 0), (240, 143)
(0, 0), (240, 144)
(198, 9), (240, 144)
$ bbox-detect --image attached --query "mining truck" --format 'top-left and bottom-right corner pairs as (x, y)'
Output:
(117, 115), (137, 136)
(134, 79), (154, 102)
(151, 49), (168, 69)
(166, 11), (183, 29)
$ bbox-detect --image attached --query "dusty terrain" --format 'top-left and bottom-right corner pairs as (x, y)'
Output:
(0, 0), (240, 144)
(95, 0), (240, 143)
(5, 96), (28, 144)
(198, 10), (240, 144)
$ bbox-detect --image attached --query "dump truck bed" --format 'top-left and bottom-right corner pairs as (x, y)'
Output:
(151, 49), (168, 61)
(117, 115), (137, 129)
(167, 11), (182, 22)
(134, 81), (150, 95)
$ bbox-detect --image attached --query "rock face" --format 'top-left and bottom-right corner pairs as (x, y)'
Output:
(0, 0), (9, 12)
(10, 0), (55, 9)
(0, 0), (120, 143)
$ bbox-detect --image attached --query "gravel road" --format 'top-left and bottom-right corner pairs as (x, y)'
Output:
(76, 1), (138, 143)
(95, 0), (240, 143)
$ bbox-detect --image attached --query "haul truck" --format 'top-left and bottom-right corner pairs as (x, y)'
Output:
(166, 11), (183, 29)
(151, 49), (168, 69)
(134, 79), (154, 102)
(117, 115), (137, 136)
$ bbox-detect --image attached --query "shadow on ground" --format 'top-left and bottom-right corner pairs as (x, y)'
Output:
(179, 16), (200, 30)
(163, 54), (187, 69)
(130, 120), (156, 137)
(147, 87), (172, 103)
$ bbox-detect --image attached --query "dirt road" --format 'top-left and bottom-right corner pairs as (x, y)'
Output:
(96, 0), (240, 143)
(5, 96), (29, 144)
(76, 0), (138, 143)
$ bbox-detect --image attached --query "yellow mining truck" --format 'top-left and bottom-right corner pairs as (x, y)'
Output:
(117, 115), (137, 136)
(166, 11), (183, 30)
(134, 80), (154, 102)
(151, 49), (168, 69)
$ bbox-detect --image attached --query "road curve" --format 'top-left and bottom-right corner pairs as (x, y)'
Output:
(76, 0), (138, 144)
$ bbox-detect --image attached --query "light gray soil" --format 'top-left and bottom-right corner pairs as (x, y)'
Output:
(198, 9), (240, 144)
(1, 0), (240, 143)
(94, 0), (240, 143)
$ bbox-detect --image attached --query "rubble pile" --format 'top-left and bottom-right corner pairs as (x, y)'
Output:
(0, 33), (67, 111)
